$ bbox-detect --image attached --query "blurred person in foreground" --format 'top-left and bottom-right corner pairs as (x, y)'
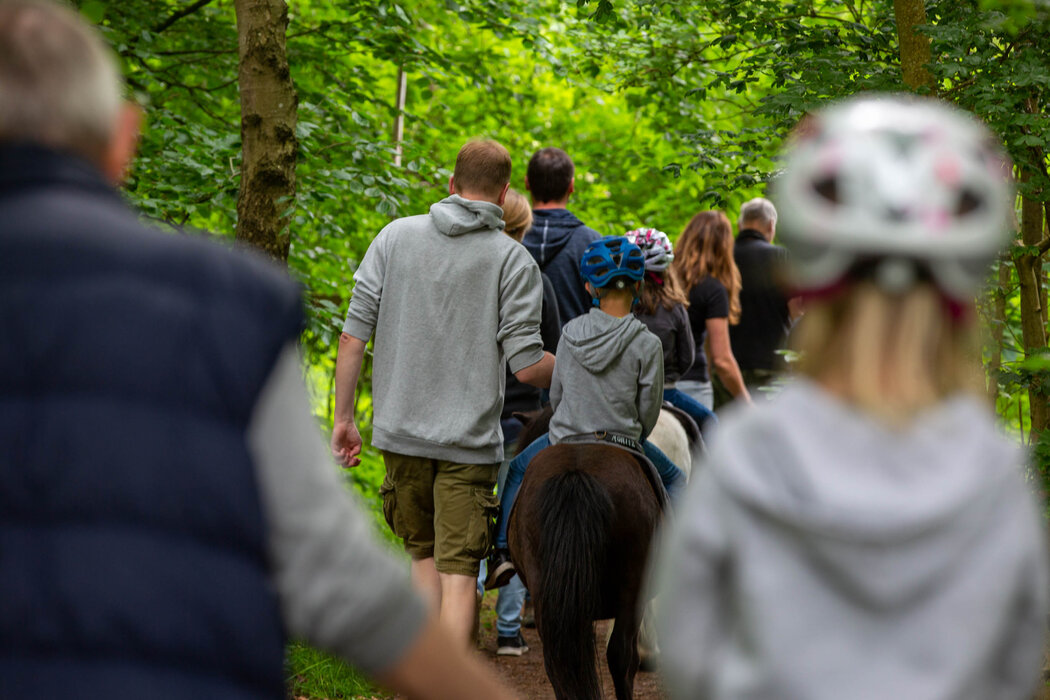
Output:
(652, 95), (1048, 700)
(0, 2), (517, 698)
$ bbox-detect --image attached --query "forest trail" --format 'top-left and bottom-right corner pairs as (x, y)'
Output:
(476, 595), (669, 700)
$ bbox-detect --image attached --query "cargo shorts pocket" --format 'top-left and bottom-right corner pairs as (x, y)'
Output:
(379, 478), (399, 535)
(464, 488), (500, 560)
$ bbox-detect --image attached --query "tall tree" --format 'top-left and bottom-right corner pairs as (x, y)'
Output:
(1017, 168), (1050, 438)
(893, 0), (935, 89)
(233, 0), (298, 261)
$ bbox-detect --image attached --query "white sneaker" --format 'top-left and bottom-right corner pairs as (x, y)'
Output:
(496, 631), (529, 656)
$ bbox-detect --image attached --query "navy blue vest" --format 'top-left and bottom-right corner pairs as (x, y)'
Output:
(0, 146), (301, 699)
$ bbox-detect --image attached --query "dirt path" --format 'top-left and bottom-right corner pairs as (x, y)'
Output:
(476, 595), (669, 700)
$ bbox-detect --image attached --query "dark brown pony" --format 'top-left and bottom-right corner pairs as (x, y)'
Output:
(507, 411), (662, 700)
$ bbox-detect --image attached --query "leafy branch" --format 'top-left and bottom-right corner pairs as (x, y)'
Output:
(153, 0), (215, 34)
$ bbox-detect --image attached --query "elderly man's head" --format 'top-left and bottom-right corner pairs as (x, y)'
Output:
(739, 197), (778, 242)
(0, 0), (138, 181)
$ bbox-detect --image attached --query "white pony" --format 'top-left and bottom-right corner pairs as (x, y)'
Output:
(648, 408), (693, 481)
(623, 404), (704, 671)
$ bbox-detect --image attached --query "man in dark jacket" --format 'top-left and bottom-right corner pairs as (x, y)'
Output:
(729, 197), (798, 397)
(523, 147), (602, 325)
(0, 3), (518, 699)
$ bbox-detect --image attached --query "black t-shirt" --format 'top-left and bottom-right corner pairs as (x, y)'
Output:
(681, 276), (729, 383)
(730, 230), (792, 371)
(634, 303), (695, 385)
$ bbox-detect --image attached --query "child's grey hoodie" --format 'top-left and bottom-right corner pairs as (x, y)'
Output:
(344, 195), (544, 464)
(654, 380), (1048, 700)
(548, 308), (663, 444)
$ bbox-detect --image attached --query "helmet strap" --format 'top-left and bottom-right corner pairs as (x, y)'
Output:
(873, 259), (918, 295)
(794, 260), (974, 326)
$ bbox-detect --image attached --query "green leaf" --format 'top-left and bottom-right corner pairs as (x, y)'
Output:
(80, 1), (106, 23)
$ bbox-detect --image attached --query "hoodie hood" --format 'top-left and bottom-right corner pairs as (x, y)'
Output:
(429, 194), (505, 237)
(523, 208), (586, 266)
(561, 308), (647, 373)
(712, 380), (1025, 609)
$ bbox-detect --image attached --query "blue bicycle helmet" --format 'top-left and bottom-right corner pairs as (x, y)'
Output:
(581, 236), (645, 288)
(581, 236), (645, 308)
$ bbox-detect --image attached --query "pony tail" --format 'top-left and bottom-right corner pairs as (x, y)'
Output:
(538, 469), (613, 700)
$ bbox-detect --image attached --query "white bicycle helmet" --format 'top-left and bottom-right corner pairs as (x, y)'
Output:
(624, 228), (674, 272)
(774, 95), (1014, 300)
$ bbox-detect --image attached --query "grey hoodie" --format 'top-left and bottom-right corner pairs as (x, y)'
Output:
(548, 308), (663, 444)
(654, 380), (1048, 700)
(344, 194), (544, 463)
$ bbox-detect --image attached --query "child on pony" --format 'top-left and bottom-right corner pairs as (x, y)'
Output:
(485, 236), (686, 590)
(625, 227), (717, 437)
(654, 95), (1049, 700)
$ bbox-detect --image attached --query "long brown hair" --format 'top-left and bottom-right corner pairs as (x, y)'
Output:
(671, 210), (742, 324)
(637, 271), (688, 315)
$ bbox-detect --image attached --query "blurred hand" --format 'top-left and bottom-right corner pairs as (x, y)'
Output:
(331, 419), (363, 468)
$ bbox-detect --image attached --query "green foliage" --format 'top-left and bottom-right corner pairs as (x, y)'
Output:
(286, 641), (384, 699)
(561, 0), (905, 208)
(86, 0), (718, 390)
(924, 0), (1050, 201)
(1033, 429), (1050, 515)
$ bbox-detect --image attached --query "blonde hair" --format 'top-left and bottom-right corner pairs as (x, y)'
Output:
(793, 282), (984, 423)
(453, 140), (512, 200)
(0, 0), (124, 163)
(501, 188), (532, 242)
(671, 210), (742, 324)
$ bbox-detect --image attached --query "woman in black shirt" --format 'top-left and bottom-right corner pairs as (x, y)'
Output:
(670, 211), (752, 409)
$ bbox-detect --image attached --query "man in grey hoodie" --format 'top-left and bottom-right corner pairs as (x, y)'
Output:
(523, 147), (602, 325)
(332, 140), (555, 647)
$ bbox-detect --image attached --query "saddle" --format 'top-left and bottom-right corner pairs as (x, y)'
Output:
(559, 432), (669, 511)
(659, 401), (703, 446)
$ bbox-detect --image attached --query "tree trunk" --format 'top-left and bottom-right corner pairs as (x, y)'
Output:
(1017, 172), (1049, 439)
(893, 0), (935, 90)
(393, 65), (407, 167)
(233, 0), (298, 262)
(985, 259), (1010, 405)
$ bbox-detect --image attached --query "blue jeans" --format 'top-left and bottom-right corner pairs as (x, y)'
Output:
(477, 561), (528, 637)
(494, 432), (685, 549)
(676, 379), (714, 410)
(664, 388), (717, 437)
(476, 437), (529, 638)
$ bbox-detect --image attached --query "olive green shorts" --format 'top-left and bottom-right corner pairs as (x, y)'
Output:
(379, 451), (499, 577)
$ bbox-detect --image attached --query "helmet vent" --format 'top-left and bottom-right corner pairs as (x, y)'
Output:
(956, 189), (982, 216)
(580, 236), (646, 287)
(813, 175), (839, 204)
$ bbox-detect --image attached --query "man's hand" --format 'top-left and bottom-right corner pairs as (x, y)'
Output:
(332, 333), (368, 467)
(331, 419), (363, 468)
